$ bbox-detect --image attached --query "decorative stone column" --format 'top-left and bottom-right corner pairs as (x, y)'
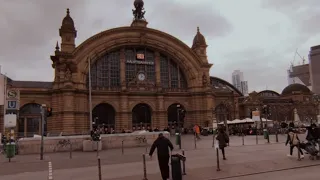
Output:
(202, 93), (213, 127)
(118, 94), (129, 131)
(155, 95), (166, 129)
(155, 51), (161, 88)
(120, 48), (126, 91)
(61, 91), (76, 134)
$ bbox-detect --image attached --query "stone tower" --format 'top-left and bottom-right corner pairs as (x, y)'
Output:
(59, 9), (77, 53)
(192, 27), (208, 63)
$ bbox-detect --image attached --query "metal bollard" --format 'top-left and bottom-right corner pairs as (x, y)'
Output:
(212, 134), (215, 148)
(256, 132), (258, 145)
(194, 134), (197, 149)
(267, 134), (270, 143)
(121, 140), (124, 155)
(297, 143), (301, 161)
(96, 141), (100, 157)
(242, 133), (244, 146)
(182, 150), (186, 175)
(98, 156), (102, 180)
(216, 148), (221, 171)
(69, 143), (72, 159)
(276, 132), (279, 143)
(142, 154), (148, 180)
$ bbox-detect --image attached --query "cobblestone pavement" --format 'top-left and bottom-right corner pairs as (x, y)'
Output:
(0, 134), (314, 180)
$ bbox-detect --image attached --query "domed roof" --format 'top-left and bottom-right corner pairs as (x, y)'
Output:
(281, 83), (311, 96)
(192, 27), (207, 49)
(61, 9), (75, 31)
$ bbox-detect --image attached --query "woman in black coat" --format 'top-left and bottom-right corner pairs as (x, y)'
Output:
(216, 128), (229, 160)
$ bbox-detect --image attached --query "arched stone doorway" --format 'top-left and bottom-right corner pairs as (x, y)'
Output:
(92, 103), (116, 131)
(18, 103), (42, 137)
(215, 103), (230, 134)
(132, 103), (152, 130)
(167, 103), (186, 128)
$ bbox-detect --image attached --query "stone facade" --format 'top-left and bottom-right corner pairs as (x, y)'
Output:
(239, 87), (319, 124)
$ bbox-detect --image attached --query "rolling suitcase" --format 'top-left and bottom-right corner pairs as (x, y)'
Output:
(171, 154), (182, 180)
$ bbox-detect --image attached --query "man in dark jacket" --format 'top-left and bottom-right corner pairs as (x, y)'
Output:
(216, 128), (229, 160)
(149, 133), (174, 180)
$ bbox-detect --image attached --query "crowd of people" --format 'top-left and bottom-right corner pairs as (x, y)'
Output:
(285, 123), (320, 159)
(148, 126), (229, 180)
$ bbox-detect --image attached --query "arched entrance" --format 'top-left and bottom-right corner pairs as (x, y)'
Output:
(92, 103), (116, 131)
(132, 103), (152, 130)
(215, 103), (230, 134)
(167, 103), (186, 128)
(18, 103), (42, 137)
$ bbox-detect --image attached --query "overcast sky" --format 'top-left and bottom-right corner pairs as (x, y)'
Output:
(0, 0), (319, 93)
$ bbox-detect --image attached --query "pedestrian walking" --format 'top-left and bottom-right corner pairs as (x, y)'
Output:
(193, 124), (201, 140)
(149, 133), (174, 180)
(216, 128), (229, 160)
(285, 128), (304, 158)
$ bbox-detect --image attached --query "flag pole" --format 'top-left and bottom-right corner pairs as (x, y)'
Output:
(2, 73), (7, 133)
(88, 57), (93, 131)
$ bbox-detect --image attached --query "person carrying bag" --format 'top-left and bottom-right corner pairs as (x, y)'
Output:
(285, 128), (304, 158)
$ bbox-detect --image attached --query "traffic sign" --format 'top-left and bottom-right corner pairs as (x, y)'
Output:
(6, 100), (19, 110)
(6, 89), (19, 99)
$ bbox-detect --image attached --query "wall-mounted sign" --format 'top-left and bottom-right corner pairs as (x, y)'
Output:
(7, 89), (20, 100)
(6, 100), (19, 110)
(136, 53), (145, 60)
(126, 60), (154, 65)
(252, 110), (260, 121)
(4, 114), (17, 128)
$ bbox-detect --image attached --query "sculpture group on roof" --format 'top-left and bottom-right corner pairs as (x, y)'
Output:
(132, 0), (146, 20)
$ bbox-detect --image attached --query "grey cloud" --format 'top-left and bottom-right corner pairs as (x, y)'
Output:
(0, 0), (231, 81)
(261, 0), (319, 10)
(85, 0), (232, 46)
(212, 48), (291, 93)
(148, 0), (232, 44)
(0, 0), (87, 80)
(262, 0), (320, 37)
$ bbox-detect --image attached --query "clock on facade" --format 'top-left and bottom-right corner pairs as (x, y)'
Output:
(137, 72), (146, 81)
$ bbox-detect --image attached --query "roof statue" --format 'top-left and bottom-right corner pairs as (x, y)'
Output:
(132, 0), (146, 20)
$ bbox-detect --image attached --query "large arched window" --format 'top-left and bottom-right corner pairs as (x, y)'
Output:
(160, 56), (187, 89)
(87, 51), (121, 89)
(18, 103), (43, 137)
(125, 47), (155, 84)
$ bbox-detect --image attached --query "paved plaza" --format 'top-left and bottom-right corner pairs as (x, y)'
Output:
(1, 134), (319, 180)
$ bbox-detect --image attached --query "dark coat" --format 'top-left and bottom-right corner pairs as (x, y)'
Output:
(149, 136), (174, 157)
(216, 132), (229, 148)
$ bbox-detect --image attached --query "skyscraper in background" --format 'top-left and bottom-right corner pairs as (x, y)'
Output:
(232, 70), (248, 96)
(309, 45), (320, 94)
(241, 81), (248, 95)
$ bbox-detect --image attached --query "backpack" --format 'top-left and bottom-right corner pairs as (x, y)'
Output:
(224, 133), (229, 143)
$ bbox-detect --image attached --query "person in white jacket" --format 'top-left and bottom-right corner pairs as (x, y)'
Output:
(286, 128), (304, 158)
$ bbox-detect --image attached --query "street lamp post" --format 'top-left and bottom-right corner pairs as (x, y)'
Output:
(94, 117), (99, 127)
(144, 106), (147, 128)
(176, 104), (184, 149)
(40, 104), (46, 160)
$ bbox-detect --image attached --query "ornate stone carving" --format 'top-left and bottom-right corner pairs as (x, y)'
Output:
(202, 73), (208, 86)
(65, 67), (72, 80)
(132, 0), (146, 20)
